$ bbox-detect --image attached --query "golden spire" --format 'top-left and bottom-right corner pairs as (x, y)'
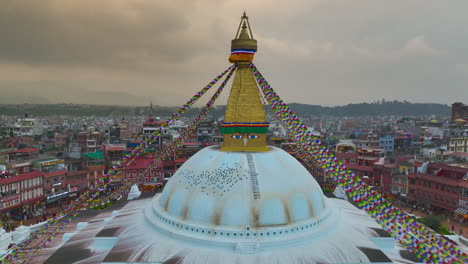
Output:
(221, 12), (269, 152)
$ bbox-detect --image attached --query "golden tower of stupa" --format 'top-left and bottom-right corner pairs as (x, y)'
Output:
(221, 12), (269, 152)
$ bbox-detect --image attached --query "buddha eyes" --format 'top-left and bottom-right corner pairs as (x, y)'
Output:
(231, 134), (259, 139)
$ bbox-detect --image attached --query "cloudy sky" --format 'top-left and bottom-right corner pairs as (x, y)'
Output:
(0, 0), (467, 106)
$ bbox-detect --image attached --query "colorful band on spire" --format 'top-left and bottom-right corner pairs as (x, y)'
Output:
(220, 122), (269, 134)
(231, 49), (256, 54)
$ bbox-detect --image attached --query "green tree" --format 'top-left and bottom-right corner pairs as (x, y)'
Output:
(421, 215), (444, 232)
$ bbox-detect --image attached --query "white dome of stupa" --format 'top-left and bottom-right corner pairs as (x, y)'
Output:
(159, 146), (328, 226)
(146, 145), (338, 251)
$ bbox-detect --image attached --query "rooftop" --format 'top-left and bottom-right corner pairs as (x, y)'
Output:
(0, 170), (43, 185)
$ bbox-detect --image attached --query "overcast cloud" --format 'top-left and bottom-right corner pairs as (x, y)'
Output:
(0, 0), (467, 106)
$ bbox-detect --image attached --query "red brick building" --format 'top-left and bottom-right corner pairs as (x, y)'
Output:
(408, 163), (468, 214)
(373, 163), (398, 194)
(0, 170), (44, 214)
(335, 148), (384, 187)
(121, 157), (163, 185)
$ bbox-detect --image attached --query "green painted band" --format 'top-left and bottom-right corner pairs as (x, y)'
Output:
(220, 126), (269, 134)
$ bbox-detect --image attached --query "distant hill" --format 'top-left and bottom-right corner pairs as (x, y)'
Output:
(288, 101), (450, 117)
(0, 101), (450, 118)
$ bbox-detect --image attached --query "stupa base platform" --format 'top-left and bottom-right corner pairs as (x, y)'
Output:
(42, 194), (422, 264)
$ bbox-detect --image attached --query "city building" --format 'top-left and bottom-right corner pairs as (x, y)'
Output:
(82, 151), (105, 188)
(393, 135), (414, 154)
(197, 118), (215, 143)
(379, 135), (394, 154)
(3, 148), (40, 163)
(390, 159), (412, 198)
(449, 136), (468, 153)
(0, 169), (44, 217)
(9, 117), (43, 137)
(456, 180), (468, 219)
(33, 158), (68, 206)
(451, 102), (468, 122)
(336, 148), (384, 187)
(121, 157), (163, 186)
(54, 132), (68, 148)
(407, 163), (468, 214)
(0, 177), (20, 213)
(142, 117), (168, 147)
(77, 131), (104, 153)
(103, 144), (126, 169)
(66, 170), (88, 197)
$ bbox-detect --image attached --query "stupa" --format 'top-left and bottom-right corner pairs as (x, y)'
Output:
(42, 13), (421, 264)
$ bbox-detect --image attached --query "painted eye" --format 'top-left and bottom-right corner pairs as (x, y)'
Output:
(248, 134), (259, 139)
(232, 134), (243, 139)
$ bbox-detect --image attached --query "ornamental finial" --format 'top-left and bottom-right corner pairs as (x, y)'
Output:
(229, 12), (257, 63)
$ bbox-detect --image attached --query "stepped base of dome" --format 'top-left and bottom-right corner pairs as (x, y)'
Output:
(43, 195), (417, 264)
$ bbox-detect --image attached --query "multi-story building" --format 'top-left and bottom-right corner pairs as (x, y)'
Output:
(451, 102), (468, 122)
(352, 139), (372, 149)
(66, 170), (88, 197)
(103, 144), (126, 169)
(119, 124), (135, 140)
(110, 122), (136, 142)
(82, 151), (105, 188)
(109, 124), (121, 143)
(394, 135), (414, 154)
(408, 163), (468, 214)
(335, 148), (384, 187)
(0, 177), (21, 212)
(9, 117), (43, 137)
(0, 169), (44, 216)
(390, 159), (413, 198)
(33, 158), (68, 206)
(142, 117), (168, 145)
(379, 135), (394, 154)
(4, 148), (40, 163)
(54, 132), (68, 148)
(373, 163), (398, 195)
(19, 170), (44, 216)
(456, 181), (468, 218)
(197, 119), (214, 143)
(78, 131), (104, 153)
(449, 137), (468, 153)
(121, 157), (163, 186)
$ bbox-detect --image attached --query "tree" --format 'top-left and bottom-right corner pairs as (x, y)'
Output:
(421, 215), (441, 231)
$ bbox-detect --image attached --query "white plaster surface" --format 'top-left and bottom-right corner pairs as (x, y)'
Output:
(127, 184), (141, 200)
(160, 146), (327, 227)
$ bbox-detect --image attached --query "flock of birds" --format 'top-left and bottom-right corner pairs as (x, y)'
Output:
(178, 160), (252, 197)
